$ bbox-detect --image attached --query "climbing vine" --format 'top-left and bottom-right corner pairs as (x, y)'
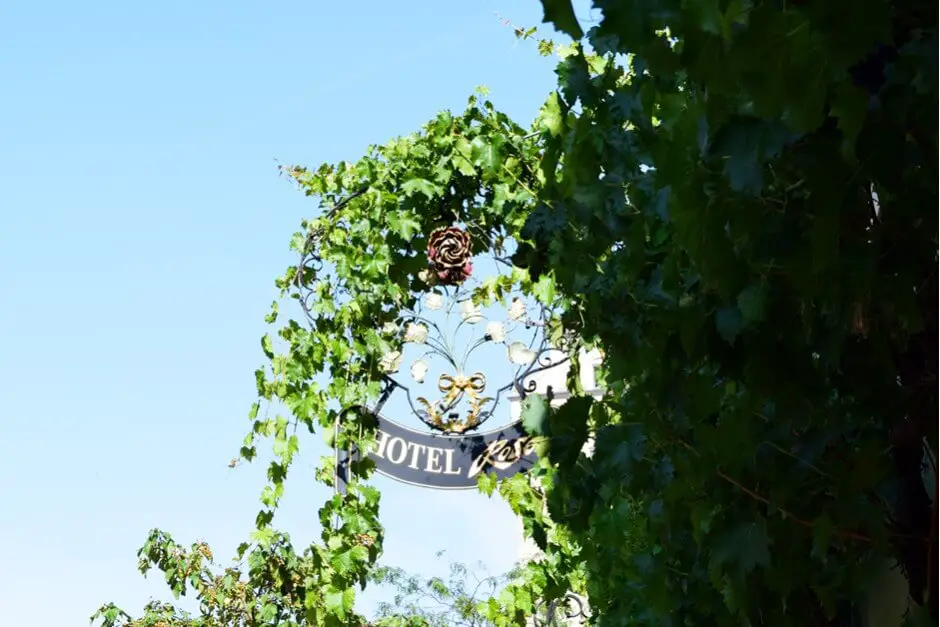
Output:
(95, 1), (936, 625)
(513, 1), (937, 625)
(94, 90), (562, 626)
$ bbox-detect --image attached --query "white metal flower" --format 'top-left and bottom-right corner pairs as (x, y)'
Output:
(459, 300), (484, 324)
(410, 359), (429, 383)
(425, 291), (444, 310)
(508, 341), (536, 365)
(485, 321), (506, 343)
(379, 350), (403, 374)
(508, 298), (526, 322)
(404, 322), (429, 344)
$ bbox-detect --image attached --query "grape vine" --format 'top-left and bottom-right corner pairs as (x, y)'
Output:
(94, 1), (936, 625)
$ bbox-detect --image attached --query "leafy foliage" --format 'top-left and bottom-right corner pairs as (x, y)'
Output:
(369, 553), (513, 627)
(518, 1), (937, 624)
(97, 2), (937, 626)
(92, 529), (346, 626)
(94, 91), (554, 626)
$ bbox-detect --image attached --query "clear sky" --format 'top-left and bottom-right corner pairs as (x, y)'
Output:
(0, 1), (584, 624)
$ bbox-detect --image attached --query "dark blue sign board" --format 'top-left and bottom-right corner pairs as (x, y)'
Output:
(336, 412), (538, 490)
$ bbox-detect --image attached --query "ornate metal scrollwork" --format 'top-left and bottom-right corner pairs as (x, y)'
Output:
(382, 280), (563, 433)
(295, 219), (573, 435)
(533, 592), (591, 626)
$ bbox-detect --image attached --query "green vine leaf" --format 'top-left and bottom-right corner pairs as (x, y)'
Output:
(521, 394), (549, 436)
(539, 0), (583, 40)
(736, 283), (766, 326)
(401, 178), (442, 199)
(715, 305), (743, 345)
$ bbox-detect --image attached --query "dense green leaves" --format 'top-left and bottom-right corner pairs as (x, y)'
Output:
(525, 0), (937, 624)
(97, 3), (936, 626)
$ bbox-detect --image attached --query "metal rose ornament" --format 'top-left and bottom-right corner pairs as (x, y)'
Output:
(427, 226), (473, 285)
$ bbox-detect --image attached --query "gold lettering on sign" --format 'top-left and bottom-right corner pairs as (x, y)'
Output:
(467, 437), (538, 479)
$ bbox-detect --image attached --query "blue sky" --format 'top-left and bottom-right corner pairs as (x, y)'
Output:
(0, 1), (592, 624)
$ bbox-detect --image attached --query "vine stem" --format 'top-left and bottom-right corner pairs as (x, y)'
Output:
(926, 442), (937, 608)
(716, 470), (874, 543)
(677, 437), (926, 544)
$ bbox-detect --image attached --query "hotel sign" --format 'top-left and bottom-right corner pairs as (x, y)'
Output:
(337, 412), (539, 490)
